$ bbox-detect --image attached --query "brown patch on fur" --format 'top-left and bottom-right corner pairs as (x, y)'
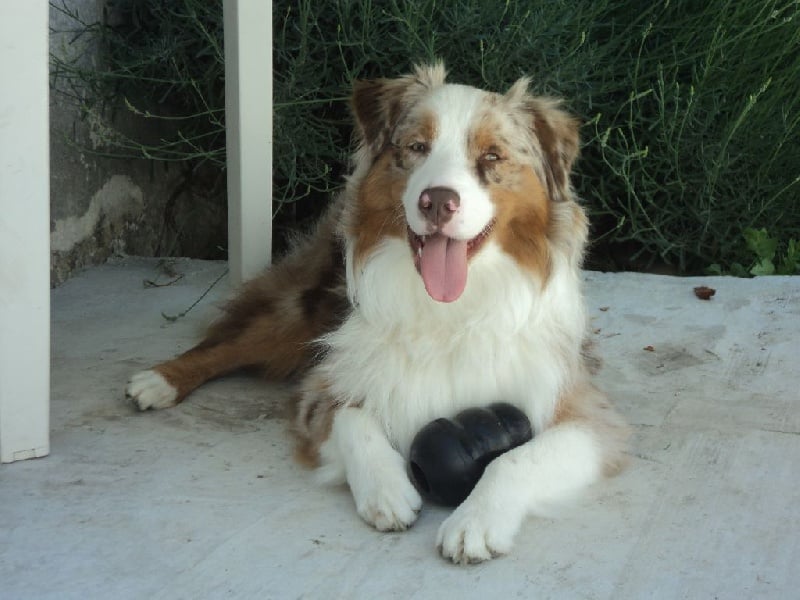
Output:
(349, 150), (408, 267)
(148, 204), (350, 404)
(529, 101), (580, 204)
(351, 64), (447, 156)
(553, 381), (631, 477)
(547, 200), (589, 270)
(351, 78), (406, 153)
(291, 374), (341, 467)
(491, 167), (552, 279)
(469, 104), (584, 280)
(470, 118), (502, 155)
(501, 79), (580, 205)
(394, 110), (438, 170)
(418, 110), (437, 142)
(301, 242), (347, 320)
(470, 118), (507, 186)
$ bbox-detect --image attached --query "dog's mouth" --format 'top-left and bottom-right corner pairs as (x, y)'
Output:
(408, 220), (495, 303)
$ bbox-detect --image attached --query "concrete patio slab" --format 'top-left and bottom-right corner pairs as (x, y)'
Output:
(2, 258), (798, 599)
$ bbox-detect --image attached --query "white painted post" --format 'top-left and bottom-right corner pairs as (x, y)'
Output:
(224, 0), (273, 285)
(0, 1), (51, 463)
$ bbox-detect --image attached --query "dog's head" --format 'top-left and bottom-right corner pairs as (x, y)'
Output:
(346, 63), (584, 303)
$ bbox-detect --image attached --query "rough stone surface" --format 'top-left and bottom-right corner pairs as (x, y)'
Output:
(1, 258), (798, 599)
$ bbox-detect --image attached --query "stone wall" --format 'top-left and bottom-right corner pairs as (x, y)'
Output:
(49, 0), (225, 286)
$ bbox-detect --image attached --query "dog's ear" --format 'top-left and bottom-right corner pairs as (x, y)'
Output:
(351, 62), (447, 155)
(530, 100), (580, 203)
(505, 78), (580, 203)
(350, 77), (408, 153)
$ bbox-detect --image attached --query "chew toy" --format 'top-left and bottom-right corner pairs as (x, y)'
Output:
(408, 403), (533, 506)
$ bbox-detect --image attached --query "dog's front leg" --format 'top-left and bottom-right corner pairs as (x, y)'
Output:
(319, 406), (422, 532)
(436, 422), (604, 564)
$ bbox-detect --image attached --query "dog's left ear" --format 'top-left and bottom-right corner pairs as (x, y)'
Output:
(505, 78), (580, 203)
(351, 62), (447, 156)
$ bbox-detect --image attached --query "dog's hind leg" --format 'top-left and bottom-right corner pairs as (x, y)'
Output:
(126, 208), (349, 411)
(126, 300), (321, 411)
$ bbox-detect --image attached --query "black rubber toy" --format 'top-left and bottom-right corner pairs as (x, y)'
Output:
(408, 403), (533, 507)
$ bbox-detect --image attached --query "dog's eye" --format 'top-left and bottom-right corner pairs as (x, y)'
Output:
(409, 142), (429, 154)
(482, 152), (501, 162)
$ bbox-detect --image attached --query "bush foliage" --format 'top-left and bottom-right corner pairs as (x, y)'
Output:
(51, 0), (800, 273)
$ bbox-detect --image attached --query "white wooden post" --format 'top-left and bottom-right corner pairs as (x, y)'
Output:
(0, 1), (51, 463)
(224, 0), (273, 285)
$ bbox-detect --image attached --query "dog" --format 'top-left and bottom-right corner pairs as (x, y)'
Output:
(126, 63), (629, 564)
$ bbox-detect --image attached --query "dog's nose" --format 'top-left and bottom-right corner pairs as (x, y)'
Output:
(418, 187), (460, 227)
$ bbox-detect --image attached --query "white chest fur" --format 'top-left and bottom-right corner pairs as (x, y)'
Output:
(322, 238), (586, 456)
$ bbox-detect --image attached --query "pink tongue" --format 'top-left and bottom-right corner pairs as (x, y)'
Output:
(419, 233), (469, 302)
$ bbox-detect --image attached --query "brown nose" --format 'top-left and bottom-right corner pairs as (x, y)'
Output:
(418, 187), (460, 227)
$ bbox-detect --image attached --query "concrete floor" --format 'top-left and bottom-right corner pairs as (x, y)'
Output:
(2, 257), (799, 599)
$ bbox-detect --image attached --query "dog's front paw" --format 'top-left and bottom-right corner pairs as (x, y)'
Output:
(436, 498), (518, 565)
(351, 457), (422, 532)
(126, 369), (178, 411)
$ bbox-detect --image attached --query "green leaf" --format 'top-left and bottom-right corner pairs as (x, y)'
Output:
(750, 257), (775, 276)
(788, 239), (800, 260)
(743, 228), (778, 262)
(776, 238), (799, 275)
(729, 262), (750, 278)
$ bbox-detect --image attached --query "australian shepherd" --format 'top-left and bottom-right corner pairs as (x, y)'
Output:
(126, 63), (629, 564)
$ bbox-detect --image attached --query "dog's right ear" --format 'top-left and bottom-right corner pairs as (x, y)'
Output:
(351, 63), (447, 155)
(350, 77), (404, 153)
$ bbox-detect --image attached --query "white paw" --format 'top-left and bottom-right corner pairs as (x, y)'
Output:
(323, 407), (423, 532)
(352, 456), (422, 532)
(126, 369), (178, 411)
(436, 497), (518, 564)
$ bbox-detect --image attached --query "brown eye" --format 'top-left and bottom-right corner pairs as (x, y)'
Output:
(409, 141), (429, 154)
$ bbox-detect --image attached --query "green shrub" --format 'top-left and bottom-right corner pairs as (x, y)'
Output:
(583, 1), (800, 273)
(709, 228), (800, 276)
(51, 0), (226, 165)
(51, 0), (800, 273)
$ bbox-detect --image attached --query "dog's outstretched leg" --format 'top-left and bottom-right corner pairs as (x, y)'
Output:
(436, 382), (629, 564)
(126, 303), (323, 410)
(126, 207), (349, 411)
